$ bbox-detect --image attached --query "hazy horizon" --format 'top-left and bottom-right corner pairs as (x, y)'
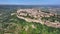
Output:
(0, 0), (60, 5)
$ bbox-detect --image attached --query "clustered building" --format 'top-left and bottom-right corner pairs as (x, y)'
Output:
(17, 9), (60, 28)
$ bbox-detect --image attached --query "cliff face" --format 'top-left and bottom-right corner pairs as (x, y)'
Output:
(17, 9), (60, 28)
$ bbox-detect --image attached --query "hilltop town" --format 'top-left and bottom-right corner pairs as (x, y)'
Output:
(17, 8), (60, 28)
(1, 5), (60, 34)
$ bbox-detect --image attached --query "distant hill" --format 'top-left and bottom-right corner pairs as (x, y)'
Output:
(0, 5), (60, 9)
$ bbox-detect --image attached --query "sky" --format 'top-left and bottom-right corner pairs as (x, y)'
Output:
(0, 0), (60, 5)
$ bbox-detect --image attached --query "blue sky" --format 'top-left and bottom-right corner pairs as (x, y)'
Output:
(0, 0), (60, 5)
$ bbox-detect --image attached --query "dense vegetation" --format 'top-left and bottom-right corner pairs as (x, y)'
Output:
(3, 15), (60, 34)
(0, 8), (60, 34)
